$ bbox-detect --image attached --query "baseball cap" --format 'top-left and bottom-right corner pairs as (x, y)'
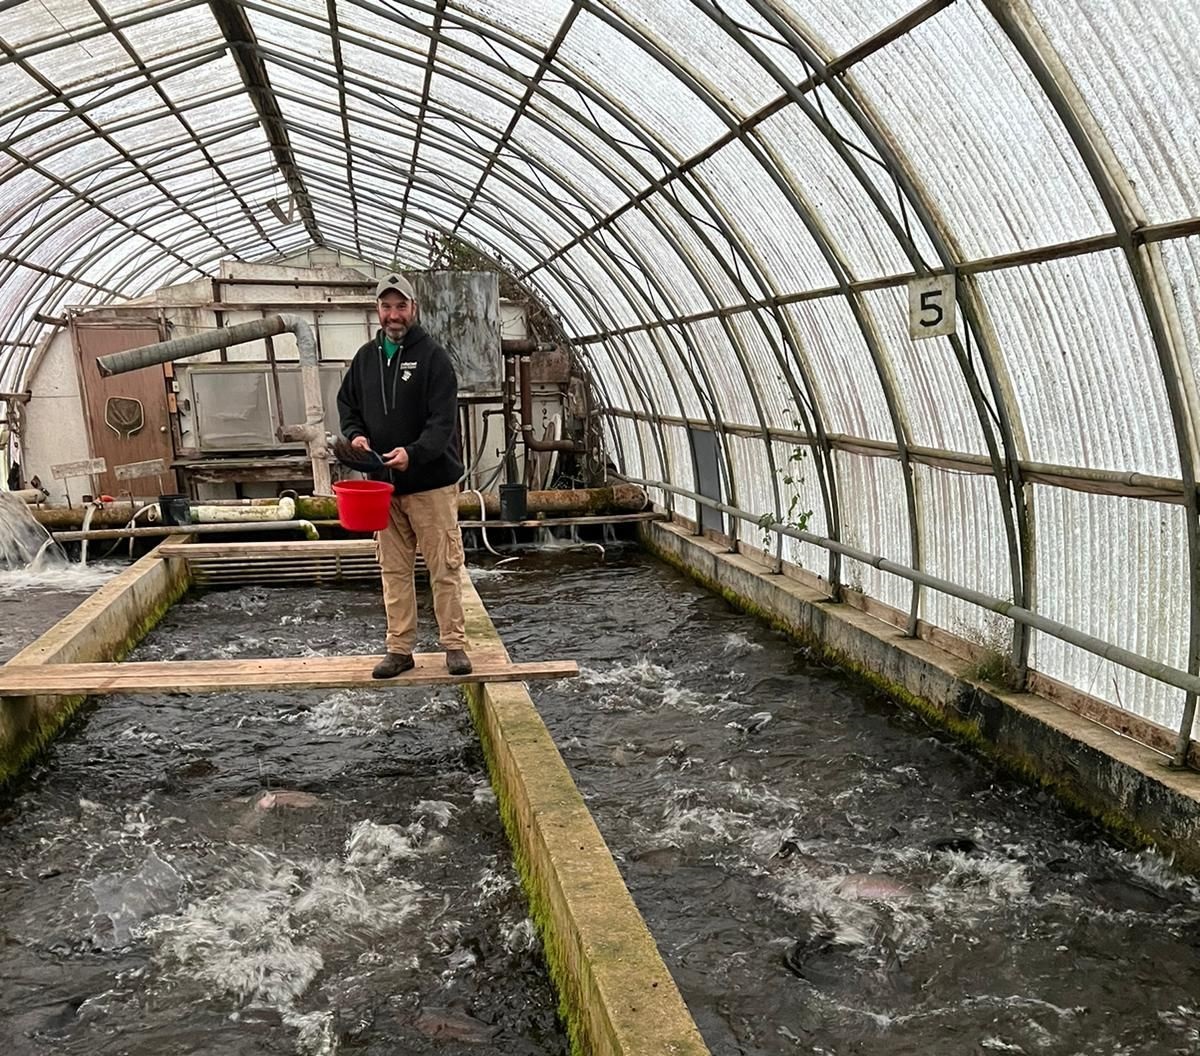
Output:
(375, 272), (416, 300)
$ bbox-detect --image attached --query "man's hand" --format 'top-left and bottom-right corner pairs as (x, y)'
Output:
(383, 447), (410, 471)
(350, 435), (371, 452)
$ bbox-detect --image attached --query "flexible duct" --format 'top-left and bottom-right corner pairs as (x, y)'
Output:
(95, 315), (331, 495)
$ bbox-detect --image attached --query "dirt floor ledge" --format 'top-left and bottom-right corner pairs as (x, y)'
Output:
(641, 521), (1200, 873)
(458, 571), (710, 1056)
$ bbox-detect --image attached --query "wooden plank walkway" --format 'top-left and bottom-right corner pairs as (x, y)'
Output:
(0, 651), (577, 697)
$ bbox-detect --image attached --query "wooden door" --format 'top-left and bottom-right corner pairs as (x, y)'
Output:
(74, 322), (176, 497)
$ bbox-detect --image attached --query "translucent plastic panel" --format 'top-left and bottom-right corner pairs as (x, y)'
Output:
(336, 41), (428, 102)
(835, 449), (913, 613)
(263, 59), (340, 112)
(727, 432), (775, 540)
(559, 244), (643, 331)
(26, 33), (131, 89)
(1028, 1), (1200, 223)
(607, 0), (791, 117)
(117, 7), (222, 64)
(0, 63), (45, 126)
(663, 422), (695, 501)
(642, 186), (747, 311)
(976, 251), (1178, 476)
(607, 416), (642, 478)
(780, 298), (893, 442)
(768, 0), (926, 55)
(694, 140), (836, 295)
(725, 312), (796, 430)
(511, 111), (641, 214)
(695, 0), (829, 90)
(755, 106), (914, 281)
(5, 0), (103, 45)
(0, 169), (52, 240)
(247, 8), (334, 65)
(335, 0), (437, 49)
(621, 331), (686, 420)
(428, 71), (519, 139)
(556, 10), (728, 159)
(1030, 488), (1188, 732)
(447, 0), (574, 50)
(849, 0), (1110, 259)
(862, 286), (987, 454)
(1159, 238), (1200, 407)
(528, 269), (592, 336)
(608, 209), (711, 319)
(913, 464), (1014, 639)
(681, 319), (760, 425)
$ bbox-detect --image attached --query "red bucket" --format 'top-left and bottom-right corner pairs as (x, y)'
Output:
(332, 479), (394, 531)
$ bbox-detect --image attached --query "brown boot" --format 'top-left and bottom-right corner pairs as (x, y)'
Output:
(445, 649), (472, 676)
(372, 652), (414, 679)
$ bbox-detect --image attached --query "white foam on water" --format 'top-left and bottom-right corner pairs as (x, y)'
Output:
(721, 632), (763, 655)
(344, 820), (421, 869)
(926, 852), (1032, 903)
(979, 1036), (1026, 1052)
(503, 918), (537, 953)
(306, 691), (391, 736)
(474, 864), (516, 905)
(413, 800), (456, 828)
(0, 562), (120, 593)
(286, 1010), (339, 1056)
(468, 566), (522, 582)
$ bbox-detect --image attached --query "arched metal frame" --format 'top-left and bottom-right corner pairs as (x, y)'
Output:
(2, 0), (1199, 752)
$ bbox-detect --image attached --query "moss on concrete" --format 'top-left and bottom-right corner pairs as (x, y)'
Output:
(464, 685), (592, 1056)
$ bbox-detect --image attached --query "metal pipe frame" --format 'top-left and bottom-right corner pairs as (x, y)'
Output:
(2, 0), (1197, 758)
(982, 0), (1200, 767)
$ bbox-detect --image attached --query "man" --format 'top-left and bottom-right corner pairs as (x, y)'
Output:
(337, 272), (472, 678)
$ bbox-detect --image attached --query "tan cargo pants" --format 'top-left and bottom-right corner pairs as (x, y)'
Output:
(375, 483), (466, 654)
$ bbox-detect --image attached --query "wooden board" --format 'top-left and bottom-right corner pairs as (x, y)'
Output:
(0, 651), (577, 697)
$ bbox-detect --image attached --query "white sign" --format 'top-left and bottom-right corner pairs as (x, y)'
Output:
(50, 457), (107, 480)
(114, 458), (166, 481)
(907, 273), (957, 340)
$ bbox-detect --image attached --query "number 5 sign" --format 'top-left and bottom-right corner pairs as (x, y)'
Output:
(907, 273), (956, 340)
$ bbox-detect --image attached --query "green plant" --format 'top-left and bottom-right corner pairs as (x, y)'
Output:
(758, 433), (812, 554)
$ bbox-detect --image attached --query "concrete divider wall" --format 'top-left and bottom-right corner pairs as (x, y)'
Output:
(0, 539), (191, 783)
(458, 572), (710, 1056)
(642, 521), (1200, 872)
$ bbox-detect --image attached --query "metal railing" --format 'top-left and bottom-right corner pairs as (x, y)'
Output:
(622, 473), (1198, 767)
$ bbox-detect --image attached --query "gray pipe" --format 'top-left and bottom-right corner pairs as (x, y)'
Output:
(95, 314), (331, 496)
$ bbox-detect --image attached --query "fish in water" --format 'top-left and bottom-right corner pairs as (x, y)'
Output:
(254, 790), (320, 811)
(412, 1006), (498, 1043)
(833, 873), (919, 903)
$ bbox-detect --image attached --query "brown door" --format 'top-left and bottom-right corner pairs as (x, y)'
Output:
(74, 322), (176, 497)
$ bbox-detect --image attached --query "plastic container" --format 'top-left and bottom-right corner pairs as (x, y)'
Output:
(332, 479), (394, 531)
(157, 494), (191, 526)
(499, 482), (528, 522)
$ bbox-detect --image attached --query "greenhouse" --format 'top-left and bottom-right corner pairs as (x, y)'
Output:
(2, 2), (1199, 1054)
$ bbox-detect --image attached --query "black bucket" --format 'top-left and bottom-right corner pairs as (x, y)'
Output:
(158, 493), (191, 526)
(498, 483), (528, 523)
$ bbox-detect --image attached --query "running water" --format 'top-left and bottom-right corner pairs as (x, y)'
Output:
(477, 550), (1200, 1056)
(0, 489), (66, 570)
(0, 582), (566, 1056)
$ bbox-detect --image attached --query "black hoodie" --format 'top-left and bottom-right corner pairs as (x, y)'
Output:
(336, 324), (464, 495)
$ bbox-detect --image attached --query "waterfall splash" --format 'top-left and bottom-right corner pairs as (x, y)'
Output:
(0, 490), (67, 569)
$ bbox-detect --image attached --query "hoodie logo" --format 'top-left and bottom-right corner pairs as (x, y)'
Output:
(398, 360), (417, 383)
